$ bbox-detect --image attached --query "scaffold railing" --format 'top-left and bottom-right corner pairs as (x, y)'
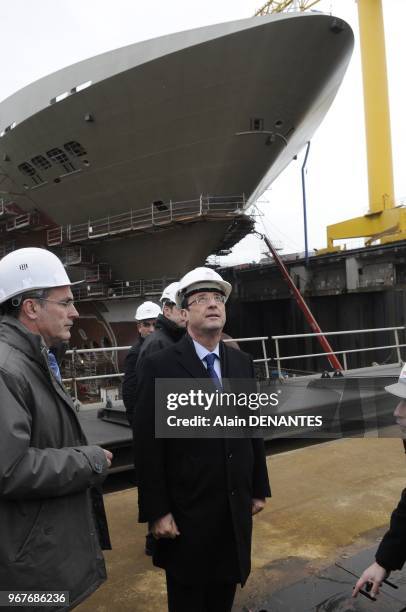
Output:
(47, 194), (246, 246)
(272, 326), (406, 377)
(59, 246), (96, 266)
(61, 335), (270, 402)
(72, 277), (177, 300)
(0, 199), (21, 218)
(6, 213), (34, 231)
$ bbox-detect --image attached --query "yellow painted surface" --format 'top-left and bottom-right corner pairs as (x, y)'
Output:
(358, 0), (394, 213)
(78, 438), (406, 611)
(320, 0), (398, 252)
(325, 207), (406, 244)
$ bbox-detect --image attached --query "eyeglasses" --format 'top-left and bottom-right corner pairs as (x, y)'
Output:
(37, 297), (76, 309)
(188, 294), (226, 306)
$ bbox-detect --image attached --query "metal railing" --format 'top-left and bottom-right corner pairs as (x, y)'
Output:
(83, 263), (111, 283)
(63, 346), (130, 401)
(60, 327), (406, 400)
(6, 213), (33, 231)
(47, 194), (246, 246)
(72, 277), (177, 300)
(73, 283), (108, 299)
(59, 246), (95, 266)
(62, 335), (270, 402)
(0, 199), (20, 218)
(272, 326), (405, 378)
(223, 336), (270, 379)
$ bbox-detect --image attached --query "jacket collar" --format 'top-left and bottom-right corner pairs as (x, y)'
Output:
(174, 333), (229, 379)
(0, 315), (78, 413)
(0, 315), (46, 365)
(155, 313), (186, 341)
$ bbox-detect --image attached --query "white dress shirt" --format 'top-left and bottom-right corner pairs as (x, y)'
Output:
(192, 339), (222, 384)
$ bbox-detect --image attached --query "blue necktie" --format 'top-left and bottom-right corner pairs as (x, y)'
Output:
(203, 353), (222, 391)
(48, 351), (62, 382)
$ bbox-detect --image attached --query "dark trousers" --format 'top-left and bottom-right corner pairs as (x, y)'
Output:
(166, 573), (237, 612)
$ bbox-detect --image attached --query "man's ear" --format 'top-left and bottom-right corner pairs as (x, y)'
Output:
(182, 308), (189, 324)
(21, 298), (40, 321)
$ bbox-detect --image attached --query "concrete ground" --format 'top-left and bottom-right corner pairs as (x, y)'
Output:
(78, 437), (406, 611)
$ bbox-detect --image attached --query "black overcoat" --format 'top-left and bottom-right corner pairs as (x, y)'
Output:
(137, 314), (185, 365)
(134, 334), (271, 586)
(122, 337), (144, 424)
(376, 487), (406, 571)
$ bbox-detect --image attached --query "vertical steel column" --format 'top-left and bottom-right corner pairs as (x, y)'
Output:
(357, 0), (394, 212)
(394, 328), (402, 364)
(274, 338), (282, 379)
(301, 141), (311, 265)
(261, 338), (270, 379)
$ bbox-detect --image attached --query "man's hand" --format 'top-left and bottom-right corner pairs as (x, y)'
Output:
(102, 448), (113, 468)
(151, 513), (180, 539)
(353, 562), (387, 598)
(252, 498), (266, 515)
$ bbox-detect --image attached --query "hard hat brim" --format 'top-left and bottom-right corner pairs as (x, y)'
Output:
(0, 279), (84, 304)
(176, 280), (231, 307)
(384, 382), (406, 399)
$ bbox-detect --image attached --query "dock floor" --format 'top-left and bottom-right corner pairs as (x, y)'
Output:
(77, 437), (406, 611)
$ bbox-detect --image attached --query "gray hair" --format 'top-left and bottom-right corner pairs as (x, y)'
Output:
(1, 288), (51, 318)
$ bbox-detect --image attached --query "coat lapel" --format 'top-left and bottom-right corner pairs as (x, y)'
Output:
(219, 341), (229, 378)
(175, 335), (233, 390)
(174, 334), (211, 379)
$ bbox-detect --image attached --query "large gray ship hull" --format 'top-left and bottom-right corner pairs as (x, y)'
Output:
(0, 12), (353, 280)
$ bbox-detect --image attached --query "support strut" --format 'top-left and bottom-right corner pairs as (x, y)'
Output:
(257, 232), (343, 371)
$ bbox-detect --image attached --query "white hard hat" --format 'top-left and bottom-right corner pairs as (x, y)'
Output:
(385, 362), (406, 398)
(160, 282), (179, 305)
(176, 267), (232, 307)
(135, 301), (161, 321)
(0, 247), (81, 304)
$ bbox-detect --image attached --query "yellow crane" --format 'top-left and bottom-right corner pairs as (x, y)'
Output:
(257, 1), (402, 251)
(322, 0), (400, 251)
(255, 1), (321, 15)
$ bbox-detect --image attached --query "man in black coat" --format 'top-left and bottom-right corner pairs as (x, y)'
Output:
(122, 300), (161, 425)
(136, 283), (186, 556)
(137, 281), (186, 366)
(354, 364), (406, 599)
(134, 267), (271, 612)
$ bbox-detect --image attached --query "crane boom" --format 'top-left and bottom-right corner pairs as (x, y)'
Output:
(255, 1), (321, 16)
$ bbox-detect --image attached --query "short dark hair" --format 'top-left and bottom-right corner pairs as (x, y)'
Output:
(1, 288), (51, 318)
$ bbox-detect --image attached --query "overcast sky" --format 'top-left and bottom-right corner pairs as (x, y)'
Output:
(0, 0), (405, 264)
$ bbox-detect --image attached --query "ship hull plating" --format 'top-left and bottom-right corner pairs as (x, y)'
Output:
(0, 13), (353, 279)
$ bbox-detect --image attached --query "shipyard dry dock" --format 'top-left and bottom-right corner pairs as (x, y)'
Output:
(77, 435), (406, 611)
(222, 240), (406, 375)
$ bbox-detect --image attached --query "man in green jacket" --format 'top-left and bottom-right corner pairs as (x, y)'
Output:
(0, 247), (112, 611)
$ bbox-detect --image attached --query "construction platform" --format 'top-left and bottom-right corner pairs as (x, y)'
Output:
(77, 436), (406, 611)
